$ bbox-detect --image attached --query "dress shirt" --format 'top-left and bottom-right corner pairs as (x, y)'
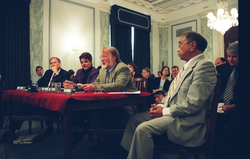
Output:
(32, 75), (41, 85)
(106, 63), (117, 83)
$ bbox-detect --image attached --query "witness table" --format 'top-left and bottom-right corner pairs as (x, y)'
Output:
(2, 90), (153, 159)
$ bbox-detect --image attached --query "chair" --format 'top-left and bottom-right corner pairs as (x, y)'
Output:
(133, 78), (147, 92)
(153, 74), (221, 159)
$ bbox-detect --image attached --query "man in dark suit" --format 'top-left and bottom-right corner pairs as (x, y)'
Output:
(38, 57), (70, 87)
(37, 57), (70, 136)
(215, 41), (239, 159)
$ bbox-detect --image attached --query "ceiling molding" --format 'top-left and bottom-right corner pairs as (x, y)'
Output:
(198, 9), (213, 18)
(158, 21), (169, 28)
(98, 2), (111, 12)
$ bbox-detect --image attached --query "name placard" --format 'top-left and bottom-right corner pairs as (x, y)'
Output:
(41, 87), (50, 92)
(63, 88), (73, 95)
(16, 86), (26, 90)
(50, 87), (59, 92)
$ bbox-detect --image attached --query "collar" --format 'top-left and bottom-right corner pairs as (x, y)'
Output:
(184, 54), (203, 70)
(107, 62), (117, 74)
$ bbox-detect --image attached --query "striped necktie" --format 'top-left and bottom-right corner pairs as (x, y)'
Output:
(163, 66), (184, 108)
(106, 70), (110, 83)
(223, 67), (236, 105)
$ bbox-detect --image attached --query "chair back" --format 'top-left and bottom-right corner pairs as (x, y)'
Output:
(153, 74), (221, 159)
(206, 73), (221, 154)
(133, 78), (147, 92)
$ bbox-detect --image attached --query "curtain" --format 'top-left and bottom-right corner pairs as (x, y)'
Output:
(133, 28), (150, 74)
(0, 0), (31, 90)
(111, 24), (132, 64)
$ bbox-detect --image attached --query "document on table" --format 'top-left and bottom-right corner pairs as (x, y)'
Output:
(108, 91), (141, 94)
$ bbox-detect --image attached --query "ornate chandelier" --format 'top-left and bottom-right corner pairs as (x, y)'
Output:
(207, 0), (238, 35)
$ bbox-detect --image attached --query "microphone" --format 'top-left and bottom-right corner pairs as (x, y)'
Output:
(53, 70), (73, 80)
(77, 66), (101, 81)
(47, 72), (55, 87)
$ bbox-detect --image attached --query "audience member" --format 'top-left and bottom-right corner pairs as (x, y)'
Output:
(149, 74), (155, 79)
(153, 90), (166, 104)
(63, 52), (99, 89)
(82, 46), (138, 129)
(38, 57), (70, 88)
(68, 69), (75, 81)
(215, 57), (228, 66)
(120, 31), (217, 159)
(157, 71), (161, 77)
(141, 67), (154, 93)
(170, 66), (179, 82)
(215, 41), (239, 159)
(32, 66), (44, 85)
(152, 66), (171, 92)
(127, 63), (142, 78)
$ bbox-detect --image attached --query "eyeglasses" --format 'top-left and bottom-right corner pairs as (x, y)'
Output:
(178, 41), (191, 48)
(99, 55), (109, 59)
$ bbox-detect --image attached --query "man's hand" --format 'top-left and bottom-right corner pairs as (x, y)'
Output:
(149, 104), (163, 119)
(63, 80), (75, 89)
(51, 66), (58, 74)
(82, 84), (95, 92)
(218, 104), (236, 113)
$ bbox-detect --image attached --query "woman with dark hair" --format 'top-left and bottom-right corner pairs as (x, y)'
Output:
(127, 63), (142, 78)
(152, 66), (171, 92)
(63, 52), (99, 89)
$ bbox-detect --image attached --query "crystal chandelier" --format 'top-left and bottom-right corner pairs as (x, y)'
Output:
(207, 0), (238, 35)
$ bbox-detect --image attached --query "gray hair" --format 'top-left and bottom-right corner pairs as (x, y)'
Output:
(227, 41), (238, 54)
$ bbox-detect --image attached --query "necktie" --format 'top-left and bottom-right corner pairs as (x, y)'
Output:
(223, 67), (236, 105)
(106, 71), (110, 83)
(163, 66), (184, 108)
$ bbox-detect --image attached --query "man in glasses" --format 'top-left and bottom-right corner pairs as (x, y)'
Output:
(82, 46), (138, 129)
(120, 31), (217, 159)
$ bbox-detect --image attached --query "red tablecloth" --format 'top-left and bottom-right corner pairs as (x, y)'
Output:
(2, 90), (152, 113)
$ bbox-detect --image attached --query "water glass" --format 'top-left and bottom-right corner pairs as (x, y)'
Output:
(51, 82), (61, 93)
(94, 82), (102, 94)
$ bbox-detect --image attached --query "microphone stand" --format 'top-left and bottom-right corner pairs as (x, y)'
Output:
(47, 72), (55, 87)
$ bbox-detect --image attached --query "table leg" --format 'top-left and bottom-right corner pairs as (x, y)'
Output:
(63, 105), (72, 159)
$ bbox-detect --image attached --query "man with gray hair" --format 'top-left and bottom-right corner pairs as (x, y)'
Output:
(215, 41), (238, 159)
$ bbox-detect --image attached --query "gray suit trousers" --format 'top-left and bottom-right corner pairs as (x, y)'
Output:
(121, 111), (174, 159)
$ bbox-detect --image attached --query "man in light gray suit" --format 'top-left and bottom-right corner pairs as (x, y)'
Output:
(120, 31), (217, 159)
(83, 46), (138, 128)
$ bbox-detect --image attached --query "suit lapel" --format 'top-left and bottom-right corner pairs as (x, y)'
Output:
(169, 54), (205, 101)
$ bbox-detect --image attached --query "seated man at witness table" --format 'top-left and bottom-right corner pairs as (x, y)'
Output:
(32, 66), (44, 85)
(38, 57), (70, 136)
(63, 52), (99, 90)
(119, 31), (217, 159)
(82, 46), (138, 130)
(215, 41), (239, 159)
(141, 67), (154, 93)
(38, 57), (70, 87)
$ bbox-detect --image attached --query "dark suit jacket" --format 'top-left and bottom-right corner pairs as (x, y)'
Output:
(37, 68), (70, 87)
(216, 62), (231, 96)
(152, 77), (171, 92)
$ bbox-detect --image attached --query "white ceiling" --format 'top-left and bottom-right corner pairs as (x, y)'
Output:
(124, 0), (205, 14)
(87, 0), (238, 22)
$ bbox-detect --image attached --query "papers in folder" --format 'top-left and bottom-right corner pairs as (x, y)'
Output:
(217, 103), (224, 113)
(108, 91), (141, 94)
